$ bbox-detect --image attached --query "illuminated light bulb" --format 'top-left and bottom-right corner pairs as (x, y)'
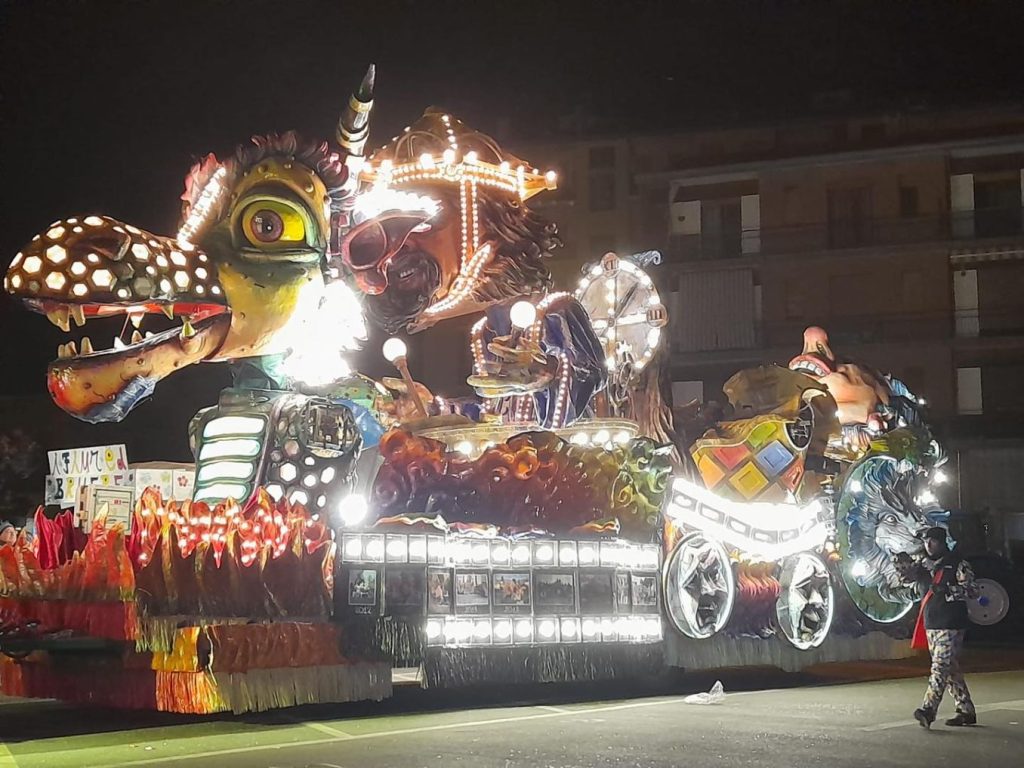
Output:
(535, 543), (554, 563)
(559, 544), (577, 565)
(473, 619), (491, 640)
(490, 542), (510, 562)
(570, 431), (590, 446)
(848, 479), (863, 493)
(593, 430), (610, 445)
(494, 619), (513, 641)
(337, 494), (368, 527)
(419, 153), (435, 169)
(386, 537), (407, 560)
(933, 469), (948, 484)
(509, 300), (537, 329)
(426, 619), (443, 641)
(578, 543), (598, 565)
(382, 337), (407, 362)
(408, 537), (427, 560)
(455, 440), (473, 456)
(442, 148), (456, 164)
(464, 150), (479, 164)
(511, 544), (531, 564)
(918, 397), (927, 406)
(538, 620), (556, 639)
(364, 537), (384, 560)
(471, 542), (489, 563)
(560, 618), (579, 639)
(614, 430), (631, 445)
(515, 619), (533, 639)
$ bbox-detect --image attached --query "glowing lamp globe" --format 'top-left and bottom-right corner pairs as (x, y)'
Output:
(337, 494), (368, 527)
(510, 300), (537, 330)
(382, 337), (407, 363)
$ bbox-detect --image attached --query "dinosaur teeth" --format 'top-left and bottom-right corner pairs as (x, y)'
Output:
(80, 336), (94, 355)
(131, 330), (143, 344)
(180, 318), (196, 339)
(57, 343), (70, 359)
(128, 311), (144, 328)
(113, 337), (127, 351)
(70, 305), (86, 327)
(160, 305), (175, 320)
(46, 307), (71, 332)
(66, 340), (77, 356)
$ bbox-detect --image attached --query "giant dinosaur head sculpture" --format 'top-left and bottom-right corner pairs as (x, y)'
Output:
(4, 71), (376, 423)
(339, 109), (560, 333)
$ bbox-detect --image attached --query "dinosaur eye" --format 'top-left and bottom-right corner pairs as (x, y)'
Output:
(882, 513), (898, 525)
(250, 210), (283, 242)
(240, 200), (306, 247)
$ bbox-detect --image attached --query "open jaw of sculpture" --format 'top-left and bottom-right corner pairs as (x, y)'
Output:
(787, 325), (892, 431)
(4, 136), (356, 423)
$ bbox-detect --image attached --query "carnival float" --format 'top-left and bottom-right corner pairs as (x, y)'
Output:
(0, 66), (1006, 712)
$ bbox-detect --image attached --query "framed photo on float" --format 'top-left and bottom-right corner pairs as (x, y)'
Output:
(630, 573), (660, 614)
(384, 566), (426, 616)
(491, 571), (532, 615)
(345, 566), (380, 616)
(533, 571), (577, 615)
(614, 572), (631, 613)
(578, 571), (614, 615)
(454, 570), (491, 615)
(427, 568), (454, 615)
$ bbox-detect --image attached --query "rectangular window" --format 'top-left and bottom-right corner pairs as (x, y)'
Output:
(953, 269), (979, 338)
(974, 175), (1022, 238)
(699, 198), (742, 259)
(899, 185), (919, 218)
(588, 146), (615, 170)
(957, 367), (983, 415)
(827, 186), (873, 247)
(588, 173), (616, 212)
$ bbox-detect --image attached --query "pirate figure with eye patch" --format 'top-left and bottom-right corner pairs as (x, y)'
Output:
(340, 109), (607, 428)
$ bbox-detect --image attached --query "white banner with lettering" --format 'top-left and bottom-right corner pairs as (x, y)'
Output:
(45, 444), (131, 506)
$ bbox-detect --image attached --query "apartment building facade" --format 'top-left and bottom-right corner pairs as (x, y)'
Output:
(524, 104), (1024, 554)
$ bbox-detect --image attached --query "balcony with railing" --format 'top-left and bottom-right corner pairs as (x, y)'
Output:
(664, 205), (1024, 262)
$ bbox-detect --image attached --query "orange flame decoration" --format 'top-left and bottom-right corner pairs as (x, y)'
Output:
(128, 488), (336, 620)
(128, 487), (331, 569)
(1, 489), (336, 637)
(0, 508), (134, 602)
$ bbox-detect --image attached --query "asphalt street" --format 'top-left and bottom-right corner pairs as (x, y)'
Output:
(2, 657), (1023, 768)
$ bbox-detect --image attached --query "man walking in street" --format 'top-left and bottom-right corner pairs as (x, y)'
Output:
(912, 526), (979, 729)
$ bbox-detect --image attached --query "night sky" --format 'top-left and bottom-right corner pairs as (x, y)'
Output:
(1, 0), (1022, 462)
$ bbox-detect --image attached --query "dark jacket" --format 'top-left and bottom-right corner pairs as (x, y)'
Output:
(921, 552), (977, 630)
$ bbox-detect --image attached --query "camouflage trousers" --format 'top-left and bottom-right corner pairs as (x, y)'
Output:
(923, 629), (975, 715)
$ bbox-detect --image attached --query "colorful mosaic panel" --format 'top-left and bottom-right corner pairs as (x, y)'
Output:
(754, 440), (795, 476)
(712, 443), (750, 471)
(728, 461), (769, 499)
